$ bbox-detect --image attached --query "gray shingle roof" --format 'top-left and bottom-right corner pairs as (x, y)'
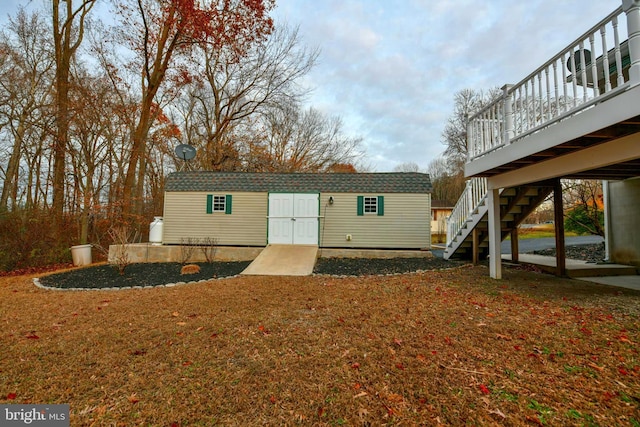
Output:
(165, 171), (432, 194)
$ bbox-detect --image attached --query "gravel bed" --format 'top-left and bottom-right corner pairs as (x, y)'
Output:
(530, 243), (606, 263)
(313, 256), (465, 276)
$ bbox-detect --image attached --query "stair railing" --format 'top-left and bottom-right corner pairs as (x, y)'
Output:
(446, 177), (488, 246)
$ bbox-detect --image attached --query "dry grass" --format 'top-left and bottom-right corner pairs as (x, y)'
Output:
(1, 265), (639, 426)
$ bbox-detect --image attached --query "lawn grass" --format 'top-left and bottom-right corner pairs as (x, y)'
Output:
(1, 265), (639, 425)
(507, 224), (579, 240)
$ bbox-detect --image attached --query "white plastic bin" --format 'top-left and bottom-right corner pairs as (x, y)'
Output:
(70, 244), (92, 266)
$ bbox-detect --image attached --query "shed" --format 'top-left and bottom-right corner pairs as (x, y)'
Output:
(162, 171), (433, 249)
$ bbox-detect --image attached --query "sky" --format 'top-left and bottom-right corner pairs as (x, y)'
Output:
(0, 0), (622, 171)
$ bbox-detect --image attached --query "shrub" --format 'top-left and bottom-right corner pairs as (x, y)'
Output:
(564, 205), (604, 236)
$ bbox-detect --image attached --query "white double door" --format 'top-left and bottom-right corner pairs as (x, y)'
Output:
(268, 193), (319, 245)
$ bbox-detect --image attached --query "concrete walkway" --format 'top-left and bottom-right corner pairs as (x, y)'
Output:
(502, 253), (640, 291)
(241, 245), (318, 276)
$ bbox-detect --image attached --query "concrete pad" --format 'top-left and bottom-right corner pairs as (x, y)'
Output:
(576, 276), (640, 292)
(241, 245), (318, 276)
(502, 254), (637, 277)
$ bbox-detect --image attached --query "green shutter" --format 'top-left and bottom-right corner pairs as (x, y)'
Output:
(225, 195), (232, 214)
(357, 196), (364, 216)
(377, 196), (384, 216)
(206, 194), (213, 214)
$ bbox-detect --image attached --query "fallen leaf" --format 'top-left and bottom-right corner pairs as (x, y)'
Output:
(479, 384), (490, 395)
(128, 394), (140, 404)
(526, 415), (543, 426)
(351, 362), (360, 370)
(6, 392), (17, 400)
(393, 337), (402, 346)
(489, 408), (506, 419)
(25, 333), (39, 339)
(353, 391), (368, 399)
(587, 362), (604, 372)
(496, 334), (512, 341)
(387, 393), (403, 403)
(171, 312), (179, 317)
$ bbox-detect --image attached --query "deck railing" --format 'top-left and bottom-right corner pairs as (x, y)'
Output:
(446, 177), (487, 245)
(468, 4), (640, 161)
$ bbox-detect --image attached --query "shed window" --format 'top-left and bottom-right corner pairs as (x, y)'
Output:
(364, 197), (377, 214)
(357, 195), (384, 216)
(206, 194), (232, 214)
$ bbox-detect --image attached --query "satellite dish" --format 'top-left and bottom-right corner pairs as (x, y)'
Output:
(566, 49), (592, 73)
(175, 144), (196, 161)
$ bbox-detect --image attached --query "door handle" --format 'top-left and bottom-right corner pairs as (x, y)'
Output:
(291, 218), (296, 221)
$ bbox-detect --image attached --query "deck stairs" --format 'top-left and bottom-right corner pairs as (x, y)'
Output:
(443, 178), (553, 260)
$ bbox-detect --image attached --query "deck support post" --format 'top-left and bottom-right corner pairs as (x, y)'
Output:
(472, 228), (479, 265)
(553, 179), (566, 277)
(624, 0), (640, 85)
(487, 188), (502, 279)
(510, 228), (519, 262)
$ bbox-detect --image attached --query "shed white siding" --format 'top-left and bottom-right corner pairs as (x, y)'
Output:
(163, 191), (267, 245)
(319, 193), (430, 249)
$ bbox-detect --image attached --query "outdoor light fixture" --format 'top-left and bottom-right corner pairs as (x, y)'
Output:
(328, 196), (334, 205)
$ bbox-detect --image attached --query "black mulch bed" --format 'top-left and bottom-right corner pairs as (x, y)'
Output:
(38, 262), (251, 290)
(530, 243), (606, 264)
(37, 257), (467, 290)
(313, 257), (465, 276)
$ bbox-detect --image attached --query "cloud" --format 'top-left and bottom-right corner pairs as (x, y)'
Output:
(273, 0), (620, 170)
(0, 0), (621, 172)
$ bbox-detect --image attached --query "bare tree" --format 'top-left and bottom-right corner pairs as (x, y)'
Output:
(177, 24), (318, 171)
(51, 0), (96, 235)
(426, 156), (465, 206)
(260, 104), (364, 172)
(0, 10), (55, 212)
(441, 88), (501, 165)
(393, 162), (421, 173)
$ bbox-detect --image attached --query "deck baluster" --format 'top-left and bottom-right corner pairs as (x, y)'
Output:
(553, 62), (559, 116)
(570, 50), (578, 108)
(537, 73), (543, 125)
(544, 68), (551, 121)
(579, 42), (589, 103)
(601, 26), (612, 92)
(613, 16), (625, 87)
(589, 34), (600, 97)
(561, 53), (569, 113)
